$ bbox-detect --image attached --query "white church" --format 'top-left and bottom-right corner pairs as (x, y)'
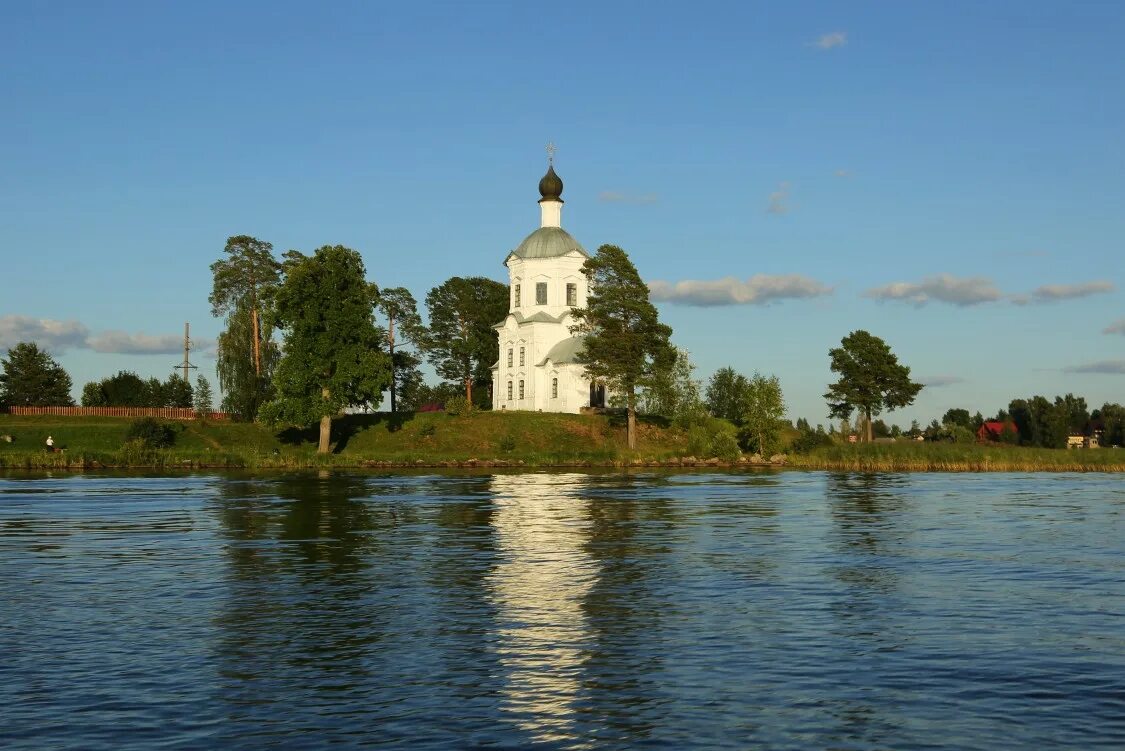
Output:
(491, 161), (607, 413)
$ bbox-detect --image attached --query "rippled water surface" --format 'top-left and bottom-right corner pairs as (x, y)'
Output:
(1, 471), (1122, 749)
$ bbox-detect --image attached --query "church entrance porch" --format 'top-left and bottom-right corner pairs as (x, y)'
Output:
(589, 382), (606, 408)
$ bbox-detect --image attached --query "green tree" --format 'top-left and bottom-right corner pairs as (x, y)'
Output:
(637, 346), (704, 425)
(942, 408), (971, 429)
(142, 377), (165, 408)
(217, 301), (280, 420)
(421, 276), (508, 403)
(706, 366), (749, 423)
(1008, 399), (1034, 445)
(376, 287), (424, 413)
(163, 373), (194, 408)
(1055, 393), (1089, 433)
(210, 235), (282, 378)
(570, 244), (674, 449)
(194, 374), (213, 417)
(1093, 403), (1124, 446)
(81, 381), (107, 407)
(1029, 395), (1068, 449)
(390, 350), (424, 412)
(0, 342), (74, 406)
(738, 371), (785, 455)
(97, 371), (148, 406)
(824, 330), (923, 442)
(260, 245), (391, 453)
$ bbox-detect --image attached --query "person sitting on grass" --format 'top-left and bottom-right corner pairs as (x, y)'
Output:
(45, 435), (55, 452)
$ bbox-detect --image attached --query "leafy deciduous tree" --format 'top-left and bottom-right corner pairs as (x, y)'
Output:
(421, 276), (508, 403)
(706, 367), (749, 423)
(637, 346), (704, 425)
(824, 330), (923, 442)
(739, 372), (785, 456)
(260, 245), (391, 453)
(0, 342), (74, 406)
(570, 244), (674, 449)
(217, 302), (280, 420)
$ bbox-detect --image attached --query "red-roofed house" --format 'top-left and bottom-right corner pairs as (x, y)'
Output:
(977, 421), (1018, 443)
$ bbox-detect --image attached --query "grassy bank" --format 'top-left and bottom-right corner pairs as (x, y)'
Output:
(2, 413), (1121, 471)
(0, 411), (696, 470)
(787, 441), (1125, 472)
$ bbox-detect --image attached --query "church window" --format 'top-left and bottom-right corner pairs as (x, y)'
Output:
(507, 349), (513, 368)
(552, 378), (558, 398)
(519, 380), (525, 399)
(519, 347), (525, 366)
(514, 284), (521, 307)
(507, 381), (512, 400)
(536, 282), (547, 305)
(566, 283), (577, 307)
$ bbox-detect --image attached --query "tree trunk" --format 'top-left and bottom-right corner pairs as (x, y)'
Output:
(388, 339), (397, 414)
(866, 407), (873, 443)
(251, 306), (262, 377)
(465, 376), (472, 402)
(627, 389), (637, 450)
(318, 387), (332, 454)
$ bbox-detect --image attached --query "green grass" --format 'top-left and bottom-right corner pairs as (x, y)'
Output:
(2, 413), (1121, 471)
(787, 441), (1125, 472)
(0, 411), (693, 469)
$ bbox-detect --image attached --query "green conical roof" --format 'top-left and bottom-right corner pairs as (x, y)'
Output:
(510, 226), (588, 260)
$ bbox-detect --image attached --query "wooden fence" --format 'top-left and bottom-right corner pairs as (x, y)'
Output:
(1, 406), (229, 421)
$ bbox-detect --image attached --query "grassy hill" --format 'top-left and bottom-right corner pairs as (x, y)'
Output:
(1, 412), (1121, 471)
(0, 411), (696, 469)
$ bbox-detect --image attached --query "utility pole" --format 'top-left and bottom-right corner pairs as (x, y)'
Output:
(177, 322), (197, 382)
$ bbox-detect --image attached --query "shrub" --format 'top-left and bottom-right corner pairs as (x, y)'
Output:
(710, 429), (742, 462)
(419, 423), (437, 438)
(444, 396), (474, 417)
(124, 417), (177, 449)
(498, 434), (516, 452)
(790, 428), (835, 454)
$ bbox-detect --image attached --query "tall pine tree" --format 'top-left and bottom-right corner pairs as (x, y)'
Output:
(570, 244), (673, 449)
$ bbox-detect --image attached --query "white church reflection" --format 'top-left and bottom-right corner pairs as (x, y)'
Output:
(486, 473), (598, 746)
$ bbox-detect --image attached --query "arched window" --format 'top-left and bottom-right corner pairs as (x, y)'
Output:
(507, 349), (513, 368)
(536, 282), (547, 305)
(519, 347), (525, 366)
(552, 378), (558, 398)
(514, 284), (521, 308)
(566, 283), (577, 307)
(507, 381), (513, 400)
(518, 380), (525, 399)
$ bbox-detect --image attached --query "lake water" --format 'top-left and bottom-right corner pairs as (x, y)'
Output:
(1, 470), (1122, 749)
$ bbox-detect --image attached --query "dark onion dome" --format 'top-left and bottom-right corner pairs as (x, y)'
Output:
(538, 164), (564, 202)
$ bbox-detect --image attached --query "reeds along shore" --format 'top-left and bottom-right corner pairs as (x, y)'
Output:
(0, 413), (1121, 472)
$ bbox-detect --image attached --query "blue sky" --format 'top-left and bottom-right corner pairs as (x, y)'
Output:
(2, 0), (1122, 425)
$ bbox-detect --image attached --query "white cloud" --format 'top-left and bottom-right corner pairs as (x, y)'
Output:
(599, 191), (659, 205)
(766, 182), (791, 215)
(86, 331), (186, 355)
(1063, 360), (1125, 375)
(1104, 318), (1125, 336)
(0, 315), (207, 357)
(1025, 281), (1115, 304)
(834, 169), (851, 178)
(863, 274), (1004, 307)
(0, 315), (90, 353)
(918, 375), (966, 388)
(812, 31), (847, 50)
(649, 274), (833, 306)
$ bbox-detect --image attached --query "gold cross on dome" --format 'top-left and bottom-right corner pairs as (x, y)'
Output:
(546, 141), (557, 165)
